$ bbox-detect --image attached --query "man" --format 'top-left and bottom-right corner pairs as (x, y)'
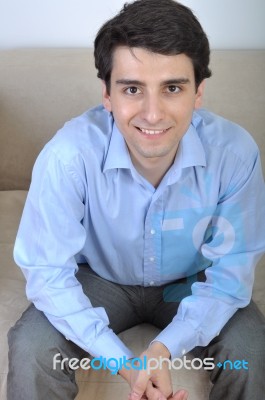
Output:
(8, 0), (265, 399)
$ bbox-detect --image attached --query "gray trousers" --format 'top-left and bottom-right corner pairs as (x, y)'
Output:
(7, 265), (265, 400)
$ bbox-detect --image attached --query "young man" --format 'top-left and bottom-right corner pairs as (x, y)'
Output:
(8, 1), (265, 399)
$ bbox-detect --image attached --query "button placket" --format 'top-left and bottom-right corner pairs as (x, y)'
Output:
(143, 193), (164, 286)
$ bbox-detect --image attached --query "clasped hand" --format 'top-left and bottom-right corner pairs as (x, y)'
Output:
(118, 342), (188, 400)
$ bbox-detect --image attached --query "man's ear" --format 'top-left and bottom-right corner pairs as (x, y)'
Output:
(194, 80), (205, 110)
(102, 81), (112, 112)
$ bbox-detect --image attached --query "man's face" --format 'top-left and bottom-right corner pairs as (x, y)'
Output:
(102, 46), (204, 169)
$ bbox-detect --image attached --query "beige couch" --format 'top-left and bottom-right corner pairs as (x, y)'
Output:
(0, 49), (264, 400)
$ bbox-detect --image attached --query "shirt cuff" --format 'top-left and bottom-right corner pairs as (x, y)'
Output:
(88, 328), (135, 367)
(151, 320), (199, 359)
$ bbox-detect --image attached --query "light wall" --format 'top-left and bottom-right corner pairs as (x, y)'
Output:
(0, 0), (264, 49)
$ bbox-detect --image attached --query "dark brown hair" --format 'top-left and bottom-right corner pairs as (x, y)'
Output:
(94, 0), (212, 93)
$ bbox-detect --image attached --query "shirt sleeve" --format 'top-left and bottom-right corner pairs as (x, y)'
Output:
(14, 146), (134, 364)
(153, 148), (265, 359)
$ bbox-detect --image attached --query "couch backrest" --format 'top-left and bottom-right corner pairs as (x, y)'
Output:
(0, 49), (264, 190)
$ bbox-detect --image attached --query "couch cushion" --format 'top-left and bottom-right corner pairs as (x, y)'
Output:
(0, 190), (28, 280)
(203, 50), (265, 174)
(0, 49), (102, 190)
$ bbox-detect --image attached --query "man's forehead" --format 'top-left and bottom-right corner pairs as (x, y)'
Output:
(111, 46), (195, 81)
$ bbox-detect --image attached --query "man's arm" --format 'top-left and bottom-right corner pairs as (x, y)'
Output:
(153, 149), (265, 360)
(14, 145), (134, 363)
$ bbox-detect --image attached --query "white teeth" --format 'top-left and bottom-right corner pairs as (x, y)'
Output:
(139, 128), (166, 135)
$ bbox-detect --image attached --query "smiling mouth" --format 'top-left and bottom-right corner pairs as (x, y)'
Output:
(136, 127), (169, 135)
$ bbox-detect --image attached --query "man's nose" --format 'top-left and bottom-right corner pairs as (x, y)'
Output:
(141, 94), (165, 125)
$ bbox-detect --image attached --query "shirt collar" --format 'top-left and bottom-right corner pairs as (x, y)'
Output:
(178, 111), (206, 169)
(103, 111), (206, 173)
(103, 122), (132, 172)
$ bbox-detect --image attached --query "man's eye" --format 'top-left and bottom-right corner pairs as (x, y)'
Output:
(167, 85), (181, 93)
(125, 87), (140, 95)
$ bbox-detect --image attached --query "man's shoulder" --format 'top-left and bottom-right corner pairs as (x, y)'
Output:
(195, 108), (259, 159)
(44, 105), (113, 164)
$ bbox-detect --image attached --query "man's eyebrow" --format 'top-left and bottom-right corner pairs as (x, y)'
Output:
(162, 78), (190, 85)
(115, 78), (191, 86)
(115, 79), (145, 86)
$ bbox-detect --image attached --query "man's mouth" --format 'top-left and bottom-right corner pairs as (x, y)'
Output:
(136, 127), (169, 135)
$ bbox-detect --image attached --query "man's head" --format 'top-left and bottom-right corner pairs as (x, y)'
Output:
(94, 0), (211, 94)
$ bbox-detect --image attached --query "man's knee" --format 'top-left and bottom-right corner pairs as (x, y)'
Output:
(8, 313), (54, 371)
(7, 313), (81, 400)
(7, 305), (78, 372)
(193, 302), (265, 380)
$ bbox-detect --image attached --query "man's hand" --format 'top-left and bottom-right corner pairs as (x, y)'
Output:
(118, 341), (188, 400)
(128, 387), (188, 400)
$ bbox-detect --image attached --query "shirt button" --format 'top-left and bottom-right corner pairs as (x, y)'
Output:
(149, 281), (155, 286)
(150, 229), (156, 235)
(149, 257), (155, 262)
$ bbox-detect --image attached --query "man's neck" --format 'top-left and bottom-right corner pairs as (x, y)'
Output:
(130, 153), (176, 188)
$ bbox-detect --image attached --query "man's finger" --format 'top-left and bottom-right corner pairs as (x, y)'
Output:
(145, 380), (167, 400)
(128, 387), (146, 400)
(129, 370), (150, 400)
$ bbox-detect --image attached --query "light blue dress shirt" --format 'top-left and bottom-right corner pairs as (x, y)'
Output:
(14, 105), (265, 362)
